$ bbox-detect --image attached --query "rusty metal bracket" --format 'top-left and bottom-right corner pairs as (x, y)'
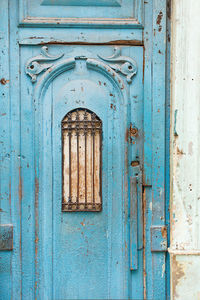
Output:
(0, 224), (13, 251)
(151, 225), (167, 252)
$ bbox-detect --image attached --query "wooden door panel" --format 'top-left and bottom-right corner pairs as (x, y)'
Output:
(20, 45), (143, 299)
(0, 1), (170, 298)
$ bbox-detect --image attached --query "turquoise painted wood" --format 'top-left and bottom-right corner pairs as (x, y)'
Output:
(0, 0), (170, 299)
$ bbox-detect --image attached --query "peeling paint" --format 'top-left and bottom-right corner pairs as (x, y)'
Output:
(172, 255), (185, 298)
(162, 263), (165, 278)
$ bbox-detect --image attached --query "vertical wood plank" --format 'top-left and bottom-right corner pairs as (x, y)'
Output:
(143, 1), (154, 298)
(130, 177), (138, 270)
(152, 0), (167, 298)
(0, 1), (12, 298)
(143, 0), (153, 186)
(9, 0), (22, 298)
(20, 46), (35, 299)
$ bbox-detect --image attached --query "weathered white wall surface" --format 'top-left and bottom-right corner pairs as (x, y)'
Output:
(170, 0), (200, 299)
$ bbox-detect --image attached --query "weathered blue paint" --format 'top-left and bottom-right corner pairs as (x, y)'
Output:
(0, 2), (12, 299)
(0, 0), (170, 299)
(130, 177), (138, 270)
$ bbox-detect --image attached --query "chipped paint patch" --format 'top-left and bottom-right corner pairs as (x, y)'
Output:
(172, 255), (185, 298)
(162, 262), (165, 278)
(171, 255), (200, 299)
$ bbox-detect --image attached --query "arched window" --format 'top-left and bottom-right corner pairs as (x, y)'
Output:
(62, 109), (102, 211)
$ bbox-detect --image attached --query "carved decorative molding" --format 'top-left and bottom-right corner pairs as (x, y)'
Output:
(26, 46), (137, 107)
(26, 46), (137, 84)
(25, 46), (64, 82)
(98, 47), (137, 83)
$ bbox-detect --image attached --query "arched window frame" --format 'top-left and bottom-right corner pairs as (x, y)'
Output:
(62, 108), (102, 212)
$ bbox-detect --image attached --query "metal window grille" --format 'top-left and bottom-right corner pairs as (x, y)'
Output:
(62, 108), (102, 212)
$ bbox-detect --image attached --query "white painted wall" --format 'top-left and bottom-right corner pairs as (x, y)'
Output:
(170, 0), (200, 299)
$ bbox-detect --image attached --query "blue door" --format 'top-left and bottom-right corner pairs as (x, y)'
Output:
(0, 0), (170, 299)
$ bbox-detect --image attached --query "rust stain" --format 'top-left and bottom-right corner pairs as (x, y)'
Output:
(156, 11), (163, 25)
(19, 167), (22, 204)
(156, 11), (163, 32)
(110, 103), (116, 110)
(172, 255), (185, 298)
(35, 177), (39, 205)
(177, 147), (185, 156)
(125, 127), (129, 142)
(129, 124), (138, 144)
(131, 161), (139, 167)
(161, 226), (167, 238)
(0, 78), (9, 85)
(130, 125), (138, 136)
(39, 40), (144, 46)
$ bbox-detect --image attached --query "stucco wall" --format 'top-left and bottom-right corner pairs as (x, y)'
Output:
(170, 0), (200, 299)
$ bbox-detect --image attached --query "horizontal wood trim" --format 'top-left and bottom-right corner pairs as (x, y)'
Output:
(19, 39), (144, 46)
(19, 17), (143, 29)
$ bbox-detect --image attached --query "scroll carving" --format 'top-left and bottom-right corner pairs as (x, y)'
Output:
(98, 47), (137, 83)
(26, 46), (137, 89)
(25, 46), (64, 82)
